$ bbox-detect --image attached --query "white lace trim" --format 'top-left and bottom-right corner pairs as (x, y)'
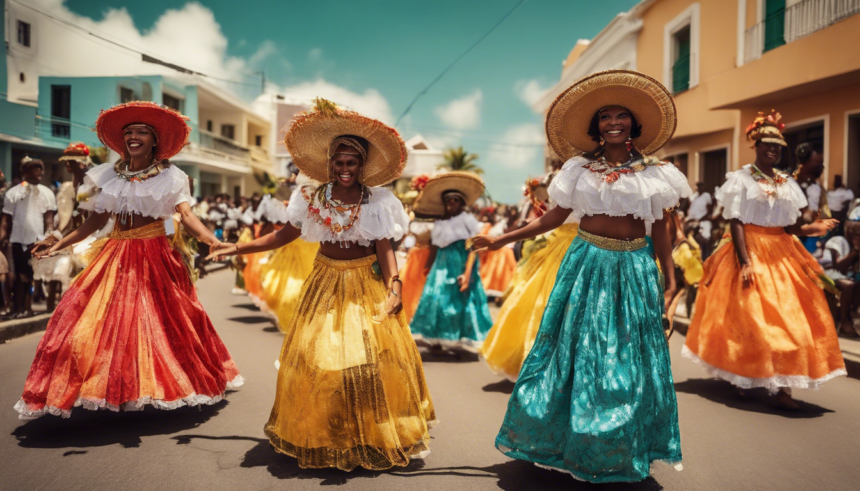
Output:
(681, 345), (846, 393)
(547, 156), (692, 228)
(285, 185), (408, 246)
(77, 163), (192, 220)
(717, 165), (808, 227)
(430, 212), (483, 248)
(14, 375), (245, 420)
(412, 333), (483, 353)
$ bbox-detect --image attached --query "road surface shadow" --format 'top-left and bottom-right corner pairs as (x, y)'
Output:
(263, 326), (280, 333)
(482, 380), (515, 394)
(417, 348), (480, 364)
(232, 303), (259, 311)
(174, 434), (663, 489)
(12, 401), (228, 450)
(228, 315), (273, 325)
(674, 378), (833, 418)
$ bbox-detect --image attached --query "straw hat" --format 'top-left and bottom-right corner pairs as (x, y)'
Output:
(413, 171), (485, 216)
(745, 110), (787, 147)
(545, 69), (677, 160)
(58, 142), (94, 166)
(284, 98), (407, 187)
(95, 101), (191, 161)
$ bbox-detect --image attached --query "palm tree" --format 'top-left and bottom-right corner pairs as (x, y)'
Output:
(437, 146), (483, 174)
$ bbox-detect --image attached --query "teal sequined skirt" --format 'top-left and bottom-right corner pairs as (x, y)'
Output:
(495, 231), (682, 483)
(410, 240), (493, 352)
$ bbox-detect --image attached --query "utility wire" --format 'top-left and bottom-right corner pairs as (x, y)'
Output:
(394, 0), (527, 126)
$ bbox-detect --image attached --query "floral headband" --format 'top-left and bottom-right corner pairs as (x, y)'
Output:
(328, 136), (367, 162)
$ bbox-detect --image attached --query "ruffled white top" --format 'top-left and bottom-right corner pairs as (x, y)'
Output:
(717, 164), (807, 227)
(431, 212), (482, 248)
(548, 156), (691, 227)
(78, 163), (192, 219)
(286, 185), (408, 246)
(258, 194), (290, 224)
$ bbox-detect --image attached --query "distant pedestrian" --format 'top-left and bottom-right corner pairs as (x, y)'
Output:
(0, 157), (56, 318)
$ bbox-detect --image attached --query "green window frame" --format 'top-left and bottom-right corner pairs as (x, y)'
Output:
(764, 0), (786, 52)
(672, 27), (691, 94)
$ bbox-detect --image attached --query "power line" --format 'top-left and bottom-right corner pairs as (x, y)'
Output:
(8, 0), (263, 88)
(394, 0), (527, 127)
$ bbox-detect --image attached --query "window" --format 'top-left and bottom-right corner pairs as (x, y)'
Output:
(665, 153), (689, 176)
(51, 85), (71, 139)
(206, 120), (213, 132)
(120, 87), (136, 103)
(764, 0), (786, 52)
(17, 21), (30, 47)
(163, 94), (182, 112)
(672, 26), (691, 94)
(701, 149), (728, 195)
(255, 135), (262, 146)
(221, 124), (235, 140)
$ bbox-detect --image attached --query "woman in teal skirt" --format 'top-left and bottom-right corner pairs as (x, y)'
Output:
(471, 70), (690, 483)
(410, 172), (493, 352)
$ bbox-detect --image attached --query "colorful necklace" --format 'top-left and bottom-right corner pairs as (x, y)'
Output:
(302, 183), (365, 242)
(115, 160), (163, 182)
(584, 155), (661, 183)
(749, 164), (787, 198)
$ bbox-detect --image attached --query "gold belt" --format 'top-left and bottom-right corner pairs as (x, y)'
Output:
(109, 221), (166, 240)
(578, 229), (646, 252)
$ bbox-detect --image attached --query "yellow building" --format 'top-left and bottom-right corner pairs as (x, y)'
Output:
(539, 0), (860, 194)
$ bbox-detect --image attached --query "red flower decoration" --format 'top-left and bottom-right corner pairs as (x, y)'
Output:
(410, 174), (430, 192)
(324, 217), (332, 225)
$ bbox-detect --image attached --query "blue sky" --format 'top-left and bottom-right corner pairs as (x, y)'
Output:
(64, 0), (638, 202)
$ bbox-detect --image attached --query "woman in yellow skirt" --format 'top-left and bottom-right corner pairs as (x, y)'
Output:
(684, 111), (846, 410)
(257, 193), (319, 332)
(209, 98), (436, 471)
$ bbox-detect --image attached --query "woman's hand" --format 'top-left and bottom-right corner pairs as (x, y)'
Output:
(468, 235), (501, 251)
(205, 242), (238, 261)
(740, 263), (755, 286)
(457, 274), (470, 292)
(663, 283), (678, 313)
(802, 218), (838, 237)
(32, 235), (62, 258)
(385, 291), (403, 315)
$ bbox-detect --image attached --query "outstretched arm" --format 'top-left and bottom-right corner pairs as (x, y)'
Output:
(470, 206), (571, 251)
(206, 223), (301, 259)
(176, 202), (221, 247)
(34, 212), (111, 257)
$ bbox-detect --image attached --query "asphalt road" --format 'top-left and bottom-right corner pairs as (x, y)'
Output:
(2, 268), (860, 491)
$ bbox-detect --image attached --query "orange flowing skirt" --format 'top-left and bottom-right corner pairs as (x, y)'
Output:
(477, 246), (517, 296)
(683, 224), (845, 391)
(400, 246), (431, 323)
(15, 222), (242, 419)
(244, 251), (267, 309)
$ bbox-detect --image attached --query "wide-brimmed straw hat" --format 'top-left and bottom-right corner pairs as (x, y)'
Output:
(284, 98), (407, 187)
(545, 69), (676, 159)
(95, 101), (191, 161)
(413, 171), (485, 216)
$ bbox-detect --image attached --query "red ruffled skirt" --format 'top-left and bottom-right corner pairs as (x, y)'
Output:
(14, 222), (242, 419)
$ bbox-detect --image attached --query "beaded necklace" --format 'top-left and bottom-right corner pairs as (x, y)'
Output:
(749, 164), (787, 198)
(302, 183), (366, 246)
(584, 155), (662, 183)
(114, 160), (163, 182)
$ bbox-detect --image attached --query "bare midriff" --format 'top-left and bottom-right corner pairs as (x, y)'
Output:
(319, 242), (375, 260)
(579, 214), (646, 241)
(112, 213), (163, 232)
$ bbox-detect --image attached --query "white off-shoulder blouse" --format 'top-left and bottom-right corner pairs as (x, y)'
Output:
(77, 162), (192, 220)
(285, 184), (408, 246)
(431, 212), (483, 248)
(547, 155), (692, 227)
(717, 164), (807, 227)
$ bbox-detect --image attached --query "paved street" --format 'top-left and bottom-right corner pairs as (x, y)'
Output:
(2, 268), (860, 491)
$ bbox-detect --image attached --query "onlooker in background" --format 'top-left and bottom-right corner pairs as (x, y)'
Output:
(827, 174), (854, 233)
(0, 170), (9, 315)
(0, 157), (57, 318)
(687, 182), (714, 222)
(818, 220), (860, 337)
(794, 142), (828, 252)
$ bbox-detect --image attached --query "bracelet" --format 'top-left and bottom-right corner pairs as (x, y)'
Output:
(389, 290), (399, 297)
(388, 275), (402, 290)
(235, 243), (241, 254)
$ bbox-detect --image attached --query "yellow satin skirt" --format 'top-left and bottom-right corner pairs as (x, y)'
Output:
(400, 246), (431, 323)
(684, 225), (846, 391)
(259, 239), (319, 332)
(265, 253), (437, 471)
(480, 224), (578, 381)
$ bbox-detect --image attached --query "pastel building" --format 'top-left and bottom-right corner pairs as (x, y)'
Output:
(538, 0), (860, 194)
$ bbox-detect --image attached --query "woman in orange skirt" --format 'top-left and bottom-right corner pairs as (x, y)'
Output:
(400, 220), (433, 322)
(683, 111), (845, 410)
(15, 102), (242, 419)
(477, 215), (517, 297)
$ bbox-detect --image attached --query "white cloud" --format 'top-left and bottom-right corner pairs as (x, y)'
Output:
(249, 40), (278, 67)
(488, 123), (545, 169)
(308, 48), (324, 61)
(274, 79), (395, 124)
(434, 90), (483, 130)
(515, 79), (552, 111)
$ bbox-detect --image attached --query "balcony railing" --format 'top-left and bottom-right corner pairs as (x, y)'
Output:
(34, 114), (94, 142)
(198, 129), (250, 159)
(744, 0), (860, 63)
(249, 146), (269, 166)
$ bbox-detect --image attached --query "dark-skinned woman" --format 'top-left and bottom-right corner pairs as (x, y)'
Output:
(683, 111), (846, 410)
(409, 172), (493, 352)
(15, 101), (242, 419)
(471, 70), (689, 483)
(208, 98), (436, 471)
